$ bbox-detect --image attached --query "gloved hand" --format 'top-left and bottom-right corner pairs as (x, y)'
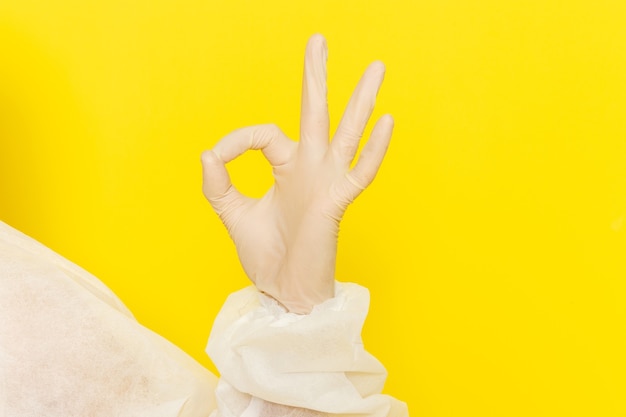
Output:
(201, 34), (393, 314)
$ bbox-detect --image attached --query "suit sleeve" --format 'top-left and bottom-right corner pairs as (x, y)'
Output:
(207, 283), (409, 417)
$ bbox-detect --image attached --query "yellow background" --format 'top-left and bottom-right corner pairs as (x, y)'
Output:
(1, 0), (625, 415)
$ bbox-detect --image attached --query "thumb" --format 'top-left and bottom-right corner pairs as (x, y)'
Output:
(201, 150), (249, 230)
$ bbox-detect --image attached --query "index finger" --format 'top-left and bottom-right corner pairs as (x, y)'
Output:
(201, 124), (294, 200)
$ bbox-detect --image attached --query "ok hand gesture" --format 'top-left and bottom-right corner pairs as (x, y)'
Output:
(201, 34), (393, 314)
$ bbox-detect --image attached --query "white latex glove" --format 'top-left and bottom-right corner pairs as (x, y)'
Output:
(201, 34), (393, 314)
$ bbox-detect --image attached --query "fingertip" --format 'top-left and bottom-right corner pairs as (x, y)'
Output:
(372, 114), (394, 136)
(200, 149), (221, 166)
(368, 60), (386, 75)
(200, 149), (212, 163)
(308, 33), (327, 50)
(381, 114), (394, 128)
(200, 151), (232, 202)
(307, 33), (328, 65)
(370, 115), (394, 150)
(363, 61), (386, 96)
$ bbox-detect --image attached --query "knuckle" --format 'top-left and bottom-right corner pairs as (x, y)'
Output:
(333, 141), (359, 161)
(336, 125), (363, 142)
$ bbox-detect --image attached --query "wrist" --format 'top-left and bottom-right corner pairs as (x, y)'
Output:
(257, 278), (336, 315)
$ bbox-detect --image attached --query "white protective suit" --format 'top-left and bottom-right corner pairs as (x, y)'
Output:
(0, 220), (408, 417)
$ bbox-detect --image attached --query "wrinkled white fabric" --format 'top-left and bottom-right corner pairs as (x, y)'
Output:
(0, 220), (407, 417)
(0, 220), (218, 417)
(207, 283), (408, 417)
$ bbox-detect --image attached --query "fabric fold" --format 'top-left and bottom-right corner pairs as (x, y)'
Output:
(0, 220), (407, 417)
(0, 220), (218, 417)
(207, 283), (408, 417)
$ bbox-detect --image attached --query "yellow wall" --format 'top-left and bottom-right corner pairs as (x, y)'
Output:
(1, 1), (625, 415)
